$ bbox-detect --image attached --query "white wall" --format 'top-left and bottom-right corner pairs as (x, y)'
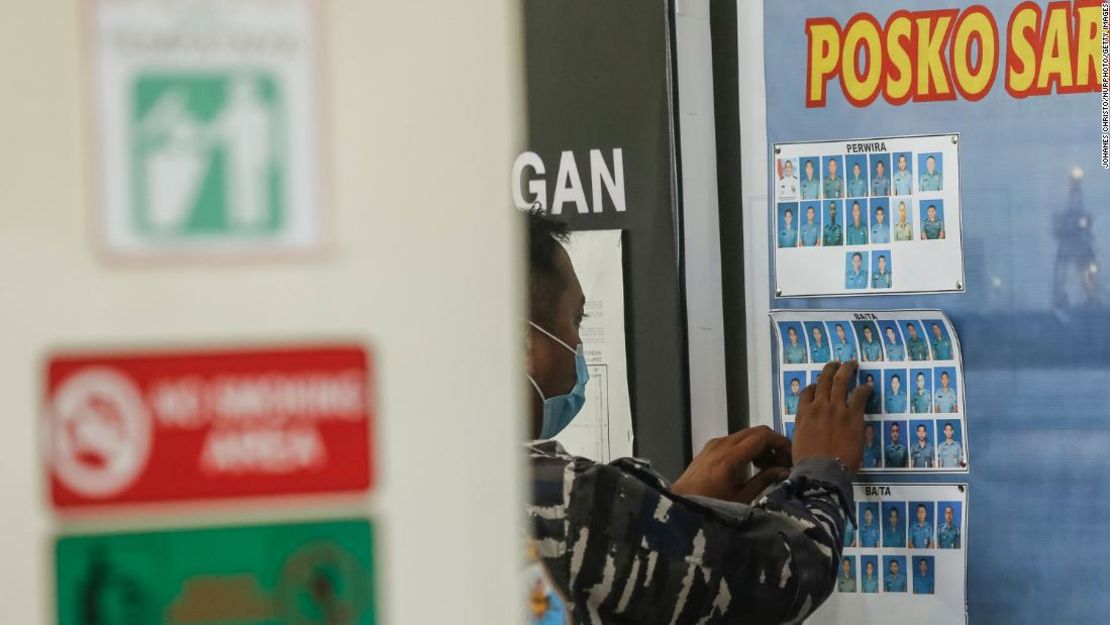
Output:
(0, 1), (524, 623)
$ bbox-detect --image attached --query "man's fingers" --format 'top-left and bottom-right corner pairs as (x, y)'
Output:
(798, 383), (817, 409)
(753, 436), (793, 469)
(847, 383), (873, 416)
(830, 359), (859, 403)
(730, 427), (791, 471)
(736, 467), (790, 504)
(816, 361), (839, 400)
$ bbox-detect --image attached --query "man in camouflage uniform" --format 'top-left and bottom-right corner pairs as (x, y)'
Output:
(524, 211), (871, 624)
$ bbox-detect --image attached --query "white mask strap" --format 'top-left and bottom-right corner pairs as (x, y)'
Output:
(528, 321), (576, 354)
(525, 374), (546, 400)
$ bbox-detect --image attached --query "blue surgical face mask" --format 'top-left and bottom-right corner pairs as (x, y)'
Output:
(527, 321), (589, 439)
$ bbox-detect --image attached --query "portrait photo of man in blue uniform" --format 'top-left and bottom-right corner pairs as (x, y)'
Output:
(870, 153), (890, 196)
(855, 322), (883, 362)
(846, 155), (868, 198)
(823, 154), (844, 198)
(885, 421), (908, 468)
(861, 557), (880, 594)
(822, 200), (843, 246)
(934, 368), (959, 413)
(883, 504), (907, 548)
(858, 503), (880, 547)
(777, 204), (798, 248)
(870, 201), (890, 243)
(937, 421), (964, 468)
(862, 422), (881, 468)
(910, 421), (935, 468)
(838, 557), (857, 593)
(918, 153), (943, 192)
(920, 201), (946, 240)
(800, 202), (821, 247)
(927, 321), (953, 360)
(844, 517), (857, 548)
(884, 556), (908, 592)
(845, 252), (868, 290)
(846, 200), (868, 245)
(913, 557), (935, 595)
(880, 322), (905, 360)
(905, 321), (930, 361)
(800, 157), (821, 199)
(937, 502), (962, 549)
(893, 199), (913, 241)
(782, 372), (804, 415)
(807, 322), (830, 363)
(884, 370), (907, 414)
(779, 322), (808, 364)
(909, 502), (935, 548)
(871, 251), (892, 289)
(860, 370), (881, 414)
(910, 369), (933, 414)
(829, 322), (858, 361)
(892, 152), (913, 195)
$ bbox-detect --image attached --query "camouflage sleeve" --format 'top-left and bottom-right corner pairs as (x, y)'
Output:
(529, 445), (854, 625)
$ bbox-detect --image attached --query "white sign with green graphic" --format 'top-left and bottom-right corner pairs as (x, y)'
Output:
(92, 0), (322, 256)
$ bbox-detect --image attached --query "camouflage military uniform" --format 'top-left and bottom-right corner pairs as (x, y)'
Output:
(528, 441), (854, 625)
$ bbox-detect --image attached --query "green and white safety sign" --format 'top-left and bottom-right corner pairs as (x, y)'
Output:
(91, 0), (323, 256)
(56, 519), (376, 625)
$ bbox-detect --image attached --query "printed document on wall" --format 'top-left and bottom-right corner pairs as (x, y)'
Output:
(552, 230), (633, 462)
(771, 309), (969, 474)
(772, 134), (964, 297)
(811, 483), (968, 625)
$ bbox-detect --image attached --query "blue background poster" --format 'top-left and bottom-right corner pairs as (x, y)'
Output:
(763, 2), (1109, 623)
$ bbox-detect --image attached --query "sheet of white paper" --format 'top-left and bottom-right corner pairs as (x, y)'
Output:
(811, 483), (968, 625)
(771, 134), (964, 297)
(771, 309), (969, 473)
(552, 230), (634, 462)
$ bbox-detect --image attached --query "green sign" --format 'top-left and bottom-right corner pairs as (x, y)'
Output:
(56, 519), (375, 625)
(131, 72), (287, 237)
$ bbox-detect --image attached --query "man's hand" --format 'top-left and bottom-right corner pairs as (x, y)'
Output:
(793, 360), (871, 473)
(671, 426), (792, 504)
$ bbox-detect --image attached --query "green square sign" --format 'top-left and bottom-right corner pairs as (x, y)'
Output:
(56, 519), (376, 625)
(130, 72), (287, 237)
(93, 1), (322, 256)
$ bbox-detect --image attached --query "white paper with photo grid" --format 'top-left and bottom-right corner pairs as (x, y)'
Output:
(551, 230), (634, 462)
(772, 309), (968, 474)
(810, 483), (968, 625)
(772, 134), (963, 297)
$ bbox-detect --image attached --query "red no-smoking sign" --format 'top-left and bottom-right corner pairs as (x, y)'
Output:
(45, 344), (373, 509)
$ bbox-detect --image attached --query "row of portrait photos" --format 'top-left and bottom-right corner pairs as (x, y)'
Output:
(784, 417), (965, 469)
(837, 555), (939, 595)
(783, 366), (961, 416)
(776, 198), (948, 249)
(778, 319), (955, 365)
(775, 151), (945, 202)
(837, 499), (963, 595)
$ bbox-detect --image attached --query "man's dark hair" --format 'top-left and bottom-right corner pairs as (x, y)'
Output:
(944, 421), (954, 429)
(853, 252), (863, 260)
(526, 208), (571, 325)
(892, 374), (901, 381)
(918, 504), (927, 511)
